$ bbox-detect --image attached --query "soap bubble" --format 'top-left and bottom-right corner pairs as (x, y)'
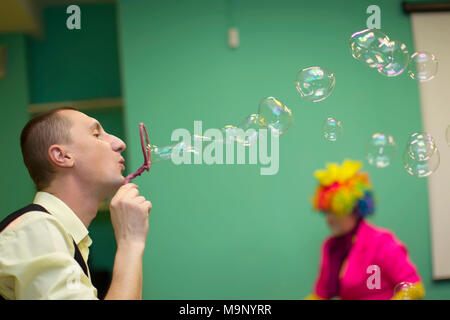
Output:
(322, 117), (342, 142)
(150, 142), (199, 164)
(377, 40), (410, 77)
(366, 133), (397, 168)
(237, 114), (265, 146)
(295, 67), (335, 102)
(408, 52), (438, 81)
(403, 148), (440, 178)
(407, 132), (437, 161)
(258, 97), (294, 134)
(349, 29), (390, 68)
(238, 113), (264, 131)
(393, 282), (414, 300)
(221, 125), (243, 144)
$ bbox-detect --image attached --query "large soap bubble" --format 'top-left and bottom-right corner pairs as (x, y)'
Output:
(295, 66), (335, 102)
(258, 96), (294, 134)
(377, 40), (410, 77)
(406, 132), (437, 161)
(407, 52), (438, 81)
(403, 147), (440, 178)
(349, 29), (390, 68)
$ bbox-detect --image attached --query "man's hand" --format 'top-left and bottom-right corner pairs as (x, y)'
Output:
(109, 183), (151, 250)
(105, 183), (151, 300)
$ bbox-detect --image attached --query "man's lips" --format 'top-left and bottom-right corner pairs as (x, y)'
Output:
(119, 159), (125, 171)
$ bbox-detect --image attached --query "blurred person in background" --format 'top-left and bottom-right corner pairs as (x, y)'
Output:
(306, 159), (424, 300)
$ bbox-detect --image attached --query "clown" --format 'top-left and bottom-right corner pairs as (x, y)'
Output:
(307, 159), (425, 300)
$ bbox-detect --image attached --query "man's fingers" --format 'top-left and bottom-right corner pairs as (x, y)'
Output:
(143, 201), (152, 214)
(114, 183), (138, 199)
(136, 196), (146, 204)
(122, 185), (140, 199)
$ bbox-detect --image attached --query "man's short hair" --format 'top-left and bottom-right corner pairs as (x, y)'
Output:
(20, 107), (78, 190)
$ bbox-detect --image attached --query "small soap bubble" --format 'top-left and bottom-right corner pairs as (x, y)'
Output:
(366, 133), (397, 168)
(295, 67), (335, 102)
(408, 52), (438, 81)
(258, 97), (294, 135)
(393, 282), (414, 300)
(322, 117), (342, 142)
(407, 132), (437, 161)
(221, 125), (242, 144)
(150, 142), (199, 164)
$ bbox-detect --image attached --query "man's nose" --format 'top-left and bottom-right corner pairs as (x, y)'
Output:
(111, 135), (126, 152)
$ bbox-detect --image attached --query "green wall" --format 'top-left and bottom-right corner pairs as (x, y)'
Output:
(118, 0), (450, 299)
(27, 4), (121, 103)
(0, 34), (34, 216)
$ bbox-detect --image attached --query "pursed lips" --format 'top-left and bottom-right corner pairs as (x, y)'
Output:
(119, 158), (125, 170)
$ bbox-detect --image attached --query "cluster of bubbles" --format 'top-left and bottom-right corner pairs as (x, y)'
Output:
(217, 65), (338, 146)
(148, 96), (295, 164)
(348, 28), (441, 177)
(349, 29), (438, 81)
(295, 66), (340, 141)
(219, 96), (294, 148)
(149, 28), (441, 180)
(365, 131), (440, 177)
(148, 63), (339, 163)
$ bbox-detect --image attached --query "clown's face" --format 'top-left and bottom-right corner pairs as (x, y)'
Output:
(326, 212), (358, 237)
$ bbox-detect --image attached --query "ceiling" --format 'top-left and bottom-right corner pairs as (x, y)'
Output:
(0, 0), (115, 36)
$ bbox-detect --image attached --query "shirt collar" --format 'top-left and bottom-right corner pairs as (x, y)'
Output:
(33, 191), (91, 246)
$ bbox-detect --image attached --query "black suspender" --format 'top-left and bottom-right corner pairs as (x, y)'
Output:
(0, 204), (89, 278)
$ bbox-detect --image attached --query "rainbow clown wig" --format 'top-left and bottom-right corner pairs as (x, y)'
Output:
(312, 159), (375, 218)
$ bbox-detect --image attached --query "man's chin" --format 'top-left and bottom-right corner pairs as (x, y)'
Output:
(106, 176), (126, 194)
(116, 175), (126, 187)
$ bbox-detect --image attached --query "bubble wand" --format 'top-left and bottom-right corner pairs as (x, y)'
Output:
(124, 123), (151, 184)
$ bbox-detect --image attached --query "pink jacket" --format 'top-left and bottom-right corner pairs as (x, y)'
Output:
(314, 220), (422, 300)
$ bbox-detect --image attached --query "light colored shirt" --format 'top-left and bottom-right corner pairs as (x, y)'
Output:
(0, 192), (98, 299)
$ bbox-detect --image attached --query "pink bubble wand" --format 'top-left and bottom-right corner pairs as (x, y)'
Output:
(124, 123), (151, 184)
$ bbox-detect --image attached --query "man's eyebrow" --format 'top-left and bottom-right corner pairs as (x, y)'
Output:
(90, 121), (102, 131)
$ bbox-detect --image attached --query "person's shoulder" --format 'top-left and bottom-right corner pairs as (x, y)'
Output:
(0, 210), (73, 253)
(361, 220), (405, 249)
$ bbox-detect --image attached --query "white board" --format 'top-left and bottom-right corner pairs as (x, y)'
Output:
(410, 12), (450, 280)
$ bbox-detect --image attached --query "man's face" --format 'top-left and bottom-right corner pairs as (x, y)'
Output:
(62, 110), (126, 196)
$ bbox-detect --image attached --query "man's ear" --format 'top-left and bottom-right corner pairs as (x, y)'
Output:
(48, 144), (74, 168)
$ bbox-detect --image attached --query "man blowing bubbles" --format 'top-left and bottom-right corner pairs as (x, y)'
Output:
(0, 107), (151, 300)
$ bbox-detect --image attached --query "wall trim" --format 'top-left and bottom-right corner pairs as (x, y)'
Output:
(28, 97), (123, 114)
